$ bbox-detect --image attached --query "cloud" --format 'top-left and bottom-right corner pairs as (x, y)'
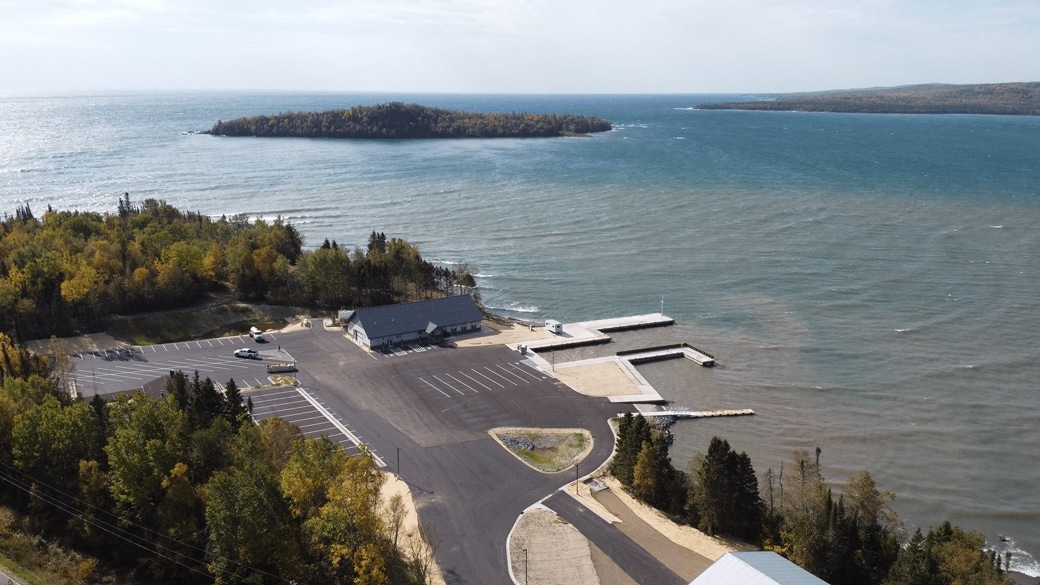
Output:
(1, 0), (1039, 92)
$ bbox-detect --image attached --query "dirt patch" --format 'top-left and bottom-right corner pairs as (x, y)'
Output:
(510, 507), (599, 585)
(105, 302), (305, 345)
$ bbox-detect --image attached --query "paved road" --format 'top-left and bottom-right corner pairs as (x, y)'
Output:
(0, 565), (25, 585)
(73, 323), (668, 584)
(544, 492), (686, 585)
(287, 324), (622, 585)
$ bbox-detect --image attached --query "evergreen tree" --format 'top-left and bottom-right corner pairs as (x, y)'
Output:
(609, 412), (652, 486)
(688, 436), (764, 542)
(222, 377), (245, 428)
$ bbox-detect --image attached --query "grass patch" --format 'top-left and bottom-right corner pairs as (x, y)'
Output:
(0, 506), (129, 585)
(490, 428), (593, 473)
(268, 375), (300, 387)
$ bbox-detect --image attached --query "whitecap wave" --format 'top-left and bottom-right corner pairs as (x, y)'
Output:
(988, 535), (1040, 577)
(486, 302), (539, 314)
(990, 225), (1004, 228)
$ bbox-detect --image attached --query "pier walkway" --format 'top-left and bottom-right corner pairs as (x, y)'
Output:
(500, 313), (750, 416)
(521, 313), (674, 353)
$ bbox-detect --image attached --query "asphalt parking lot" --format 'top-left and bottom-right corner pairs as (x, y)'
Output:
(73, 333), (291, 396)
(68, 323), (660, 585)
(247, 386), (375, 461)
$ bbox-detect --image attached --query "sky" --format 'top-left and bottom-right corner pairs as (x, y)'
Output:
(2, 0), (1039, 94)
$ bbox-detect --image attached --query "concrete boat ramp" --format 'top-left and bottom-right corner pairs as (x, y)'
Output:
(514, 314), (750, 419)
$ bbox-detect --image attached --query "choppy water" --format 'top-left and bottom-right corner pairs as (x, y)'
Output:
(2, 92), (1039, 574)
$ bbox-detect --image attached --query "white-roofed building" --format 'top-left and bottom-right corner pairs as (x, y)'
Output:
(690, 551), (830, 585)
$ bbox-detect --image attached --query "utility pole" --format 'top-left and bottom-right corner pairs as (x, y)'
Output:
(397, 447), (401, 476)
(524, 547), (528, 585)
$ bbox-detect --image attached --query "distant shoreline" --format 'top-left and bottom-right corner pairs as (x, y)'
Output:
(696, 82), (1040, 116)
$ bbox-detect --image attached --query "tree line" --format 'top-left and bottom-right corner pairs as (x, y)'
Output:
(610, 413), (1015, 585)
(0, 196), (476, 340)
(696, 82), (1040, 116)
(0, 331), (434, 584)
(209, 102), (613, 139)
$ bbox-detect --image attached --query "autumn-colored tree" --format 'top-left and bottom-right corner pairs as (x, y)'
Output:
(104, 391), (187, 527)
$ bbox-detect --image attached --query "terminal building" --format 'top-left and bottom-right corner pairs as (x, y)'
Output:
(341, 294), (483, 350)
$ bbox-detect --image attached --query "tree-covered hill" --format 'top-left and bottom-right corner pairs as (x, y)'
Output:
(209, 102), (612, 138)
(696, 82), (1040, 115)
(1, 196), (475, 340)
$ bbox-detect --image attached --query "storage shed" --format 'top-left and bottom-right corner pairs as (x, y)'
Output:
(344, 294), (483, 350)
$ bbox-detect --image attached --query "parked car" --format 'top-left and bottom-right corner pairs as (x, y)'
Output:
(249, 326), (265, 342)
(234, 348), (259, 359)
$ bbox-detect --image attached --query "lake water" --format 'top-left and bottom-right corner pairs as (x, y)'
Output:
(2, 92), (1038, 574)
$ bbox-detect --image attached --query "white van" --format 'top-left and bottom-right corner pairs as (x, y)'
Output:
(545, 319), (563, 334)
(249, 327), (265, 342)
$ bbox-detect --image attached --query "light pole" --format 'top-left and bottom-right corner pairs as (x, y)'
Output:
(397, 447), (401, 476)
(524, 547), (528, 585)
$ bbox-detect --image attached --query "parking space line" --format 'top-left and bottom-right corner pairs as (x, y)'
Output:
(493, 364), (528, 384)
(249, 389), (299, 400)
(264, 405), (313, 416)
(291, 422), (336, 433)
(294, 388), (384, 466)
(418, 377), (451, 397)
(287, 414), (328, 424)
(470, 368), (505, 388)
(431, 374), (465, 396)
(444, 373), (478, 394)
(482, 366), (517, 386)
(509, 362), (546, 381)
(457, 370), (494, 391)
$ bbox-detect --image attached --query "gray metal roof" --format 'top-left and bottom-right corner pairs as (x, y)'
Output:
(349, 294), (482, 340)
(690, 552), (830, 585)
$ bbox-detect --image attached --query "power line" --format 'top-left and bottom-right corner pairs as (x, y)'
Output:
(0, 461), (293, 584)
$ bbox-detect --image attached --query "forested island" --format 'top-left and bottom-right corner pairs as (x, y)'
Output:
(209, 102), (612, 139)
(697, 82), (1040, 115)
